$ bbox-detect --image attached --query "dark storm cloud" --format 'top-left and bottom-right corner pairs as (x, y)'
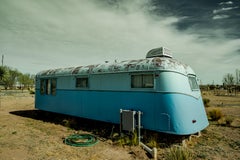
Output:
(151, 0), (240, 39)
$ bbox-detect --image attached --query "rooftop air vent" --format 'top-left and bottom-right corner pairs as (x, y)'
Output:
(146, 47), (172, 58)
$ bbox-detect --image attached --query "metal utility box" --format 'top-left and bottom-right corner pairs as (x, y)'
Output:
(120, 110), (136, 132)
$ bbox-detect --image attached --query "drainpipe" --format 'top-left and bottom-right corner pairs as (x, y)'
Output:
(137, 111), (157, 160)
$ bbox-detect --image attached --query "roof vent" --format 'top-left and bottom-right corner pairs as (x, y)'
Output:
(146, 47), (172, 58)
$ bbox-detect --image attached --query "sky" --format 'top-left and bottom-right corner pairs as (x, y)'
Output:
(0, 0), (239, 84)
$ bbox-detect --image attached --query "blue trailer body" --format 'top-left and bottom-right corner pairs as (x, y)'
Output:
(35, 48), (209, 135)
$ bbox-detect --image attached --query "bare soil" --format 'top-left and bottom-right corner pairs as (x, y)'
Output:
(0, 90), (239, 160)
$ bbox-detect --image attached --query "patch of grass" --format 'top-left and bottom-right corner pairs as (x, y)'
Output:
(147, 138), (158, 148)
(114, 131), (138, 146)
(207, 108), (223, 121)
(165, 146), (193, 160)
(146, 133), (158, 148)
(229, 140), (240, 150)
(196, 152), (207, 159)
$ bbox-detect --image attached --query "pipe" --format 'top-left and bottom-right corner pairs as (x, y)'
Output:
(140, 142), (157, 160)
(138, 111), (142, 144)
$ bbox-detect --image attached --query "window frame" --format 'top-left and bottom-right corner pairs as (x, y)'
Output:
(131, 73), (154, 89)
(51, 78), (57, 95)
(76, 77), (89, 88)
(46, 79), (51, 95)
(40, 79), (45, 95)
(39, 78), (57, 96)
(188, 75), (199, 91)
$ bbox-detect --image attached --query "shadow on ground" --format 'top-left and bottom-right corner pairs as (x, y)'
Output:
(10, 109), (115, 139)
(10, 109), (189, 147)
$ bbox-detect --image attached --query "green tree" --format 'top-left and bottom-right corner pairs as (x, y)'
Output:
(18, 73), (35, 89)
(0, 66), (35, 90)
(1, 66), (20, 89)
(0, 66), (5, 81)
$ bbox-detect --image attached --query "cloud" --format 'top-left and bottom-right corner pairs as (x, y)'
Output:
(0, 0), (239, 84)
(219, 1), (233, 5)
(213, 6), (239, 14)
(213, 14), (230, 19)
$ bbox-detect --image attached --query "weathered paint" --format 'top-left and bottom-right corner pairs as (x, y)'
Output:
(35, 53), (209, 135)
(36, 57), (194, 77)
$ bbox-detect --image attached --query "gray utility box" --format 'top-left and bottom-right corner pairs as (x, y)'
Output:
(120, 110), (137, 132)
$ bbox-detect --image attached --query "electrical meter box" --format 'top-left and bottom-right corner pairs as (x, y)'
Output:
(120, 110), (136, 132)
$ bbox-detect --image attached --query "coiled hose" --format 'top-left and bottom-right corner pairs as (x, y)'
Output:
(64, 134), (98, 147)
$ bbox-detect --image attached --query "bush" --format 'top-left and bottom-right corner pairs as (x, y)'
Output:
(166, 146), (193, 160)
(203, 98), (210, 107)
(208, 108), (223, 121)
(225, 116), (234, 126)
(218, 116), (234, 126)
(114, 131), (138, 146)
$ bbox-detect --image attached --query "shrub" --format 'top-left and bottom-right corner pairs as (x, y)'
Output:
(218, 116), (234, 126)
(208, 108), (223, 121)
(203, 98), (210, 107)
(147, 138), (158, 148)
(114, 131), (138, 146)
(225, 116), (234, 126)
(166, 146), (193, 160)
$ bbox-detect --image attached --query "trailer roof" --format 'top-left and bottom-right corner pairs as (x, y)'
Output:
(36, 57), (195, 77)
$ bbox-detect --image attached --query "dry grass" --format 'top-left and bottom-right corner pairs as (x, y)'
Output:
(166, 146), (193, 160)
(0, 90), (240, 159)
(207, 108), (224, 121)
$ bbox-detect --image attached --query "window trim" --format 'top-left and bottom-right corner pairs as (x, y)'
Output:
(76, 77), (89, 89)
(46, 79), (51, 95)
(131, 73), (154, 89)
(188, 75), (199, 91)
(51, 79), (57, 95)
(39, 78), (57, 96)
(40, 79), (45, 95)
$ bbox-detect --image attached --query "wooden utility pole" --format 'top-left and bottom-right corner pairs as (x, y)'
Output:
(1, 54), (4, 66)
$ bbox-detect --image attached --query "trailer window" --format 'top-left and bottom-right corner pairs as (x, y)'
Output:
(188, 75), (199, 90)
(46, 79), (51, 95)
(131, 74), (154, 88)
(40, 79), (45, 95)
(51, 79), (57, 95)
(76, 77), (88, 88)
(40, 79), (57, 95)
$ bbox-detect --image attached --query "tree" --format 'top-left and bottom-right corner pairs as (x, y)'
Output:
(0, 66), (20, 89)
(18, 73), (35, 89)
(223, 73), (235, 95)
(0, 65), (35, 90)
(0, 66), (5, 81)
(223, 73), (235, 86)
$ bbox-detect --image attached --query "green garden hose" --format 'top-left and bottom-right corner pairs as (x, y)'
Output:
(64, 134), (98, 147)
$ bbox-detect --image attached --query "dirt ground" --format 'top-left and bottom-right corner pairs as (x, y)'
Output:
(0, 90), (239, 160)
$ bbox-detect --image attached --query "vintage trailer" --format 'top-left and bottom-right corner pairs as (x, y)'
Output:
(35, 47), (209, 135)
